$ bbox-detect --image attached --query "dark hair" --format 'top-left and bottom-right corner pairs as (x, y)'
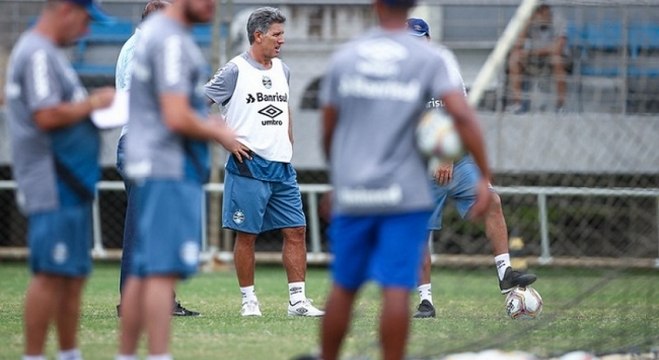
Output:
(246, 7), (286, 45)
(142, 0), (168, 21)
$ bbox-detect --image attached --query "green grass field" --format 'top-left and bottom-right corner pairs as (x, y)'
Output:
(0, 262), (656, 359)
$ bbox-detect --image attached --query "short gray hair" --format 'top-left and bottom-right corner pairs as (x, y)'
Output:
(246, 7), (286, 45)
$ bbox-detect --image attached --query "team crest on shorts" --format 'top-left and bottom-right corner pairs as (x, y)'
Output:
(262, 76), (272, 89)
(180, 241), (199, 267)
(52, 242), (68, 264)
(232, 210), (246, 224)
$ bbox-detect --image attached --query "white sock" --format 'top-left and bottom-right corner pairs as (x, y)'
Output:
(288, 281), (306, 304)
(417, 283), (433, 305)
(495, 253), (511, 280)
(146, 355), (172, 360)
(23, 356), (46, 360)
(116, 355), (137, 360)
(240, 285), (257, 303)
(58, 348), (82, 360)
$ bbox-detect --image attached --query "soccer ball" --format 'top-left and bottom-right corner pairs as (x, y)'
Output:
(504, 286), (543, 319)
(416, 109), (463, 160)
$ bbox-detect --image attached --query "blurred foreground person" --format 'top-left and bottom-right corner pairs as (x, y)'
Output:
(5, 0), (114, 359)
(318, 0), (492, 359)
(117, 0), (237, 359)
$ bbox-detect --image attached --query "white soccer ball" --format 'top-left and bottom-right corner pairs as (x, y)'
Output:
(416, 109), (463, 160)
(505, 286), (543, 319)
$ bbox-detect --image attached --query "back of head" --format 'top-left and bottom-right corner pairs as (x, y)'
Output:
(246, 7), (286, 45)
(142, 0), (169, 21)
(378, 0), (417, 9)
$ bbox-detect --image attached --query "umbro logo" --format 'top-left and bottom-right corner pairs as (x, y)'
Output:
(258, 105), (283, 119)
(246, 94), (255, 103)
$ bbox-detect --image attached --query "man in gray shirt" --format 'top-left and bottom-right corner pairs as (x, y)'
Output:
(116, 1), (237, 359)
(5, 0), (114, 359)
(318, 0), (492, 358)
(113, 0), (199, 318)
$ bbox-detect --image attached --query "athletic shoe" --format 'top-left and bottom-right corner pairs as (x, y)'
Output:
(499, 267), (537, 294)
(288, 299), (325, 317)
(116, 304), (121, 317)
(173, 301), (201, 317)
(240, 300), (262, 317)
(413, 299), (436, 318)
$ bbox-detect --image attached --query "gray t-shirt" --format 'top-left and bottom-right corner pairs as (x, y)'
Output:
(320, 27), (464, 215)
(125, 14), (211, 183)
(5, 31), (100, 214)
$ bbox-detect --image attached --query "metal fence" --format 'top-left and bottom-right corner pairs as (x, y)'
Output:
(1, 180), (657, 268)
(1, 0), (658, 268)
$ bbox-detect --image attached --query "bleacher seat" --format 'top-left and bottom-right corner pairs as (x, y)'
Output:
(72, 19), (134, 77)
(627, 23), (659, 77)
(191, 24), (212, 47)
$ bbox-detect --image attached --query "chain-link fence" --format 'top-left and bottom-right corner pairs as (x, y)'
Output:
(0, 0), (658, 266)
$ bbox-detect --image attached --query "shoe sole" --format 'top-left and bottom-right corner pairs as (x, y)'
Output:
(287, 312), (324, 317)
(413, 313), (436, 318)
(500, 274), (538, 294)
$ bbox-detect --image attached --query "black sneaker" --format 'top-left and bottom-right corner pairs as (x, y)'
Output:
(413, 299), (436, 318)
(499, 267), (537, 294)
(172, 301), (201, 317)
(116, 304), (121, 317)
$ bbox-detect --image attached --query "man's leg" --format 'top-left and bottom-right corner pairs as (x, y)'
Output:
(281, 226), (306, 283)
(234, 231), (258, 287)
(481, 192), (537, 293)
(55, 277), (86, 352)
(484, 192), (509, 257)
(320, 284), (357, 360)
(283, 226), (324, 316)
(118, 277), (143, 356)
(24, 274), (63, 355)
(380, 288), (411, 360)
(234, 231), (262, 316)
(413, 245), (436, 318)
(551, 54), (567, 109)
(119, 179), (135, 298)
(144, 276), (177, 356)
(507, 49), (527, 110)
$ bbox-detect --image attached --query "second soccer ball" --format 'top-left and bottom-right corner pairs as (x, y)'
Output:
(416, 109), (463, 160)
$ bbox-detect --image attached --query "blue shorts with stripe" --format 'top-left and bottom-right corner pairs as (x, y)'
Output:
(329, 210), (432, 291)
(429, 155), (492, 231)
(130, 179), (202, 279)
(28, 202), (93, 277)
(222, 170), (306, 234)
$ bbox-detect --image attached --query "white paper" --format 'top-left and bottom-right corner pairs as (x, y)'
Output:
(91, 90), (129, 129)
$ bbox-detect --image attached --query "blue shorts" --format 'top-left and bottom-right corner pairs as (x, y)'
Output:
(28, 203), (93, 277)
(222, 171), (306, 234)
(131, 180), (202, 279)
(329, 211), (431, 291)
(429, 156), (491, 230)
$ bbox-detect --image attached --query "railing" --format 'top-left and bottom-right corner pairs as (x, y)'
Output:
(1, 180), (658, 268)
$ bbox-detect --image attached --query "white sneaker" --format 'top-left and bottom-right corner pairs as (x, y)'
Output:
(240, 300), (262, 317)
(287, 299), (325, 317)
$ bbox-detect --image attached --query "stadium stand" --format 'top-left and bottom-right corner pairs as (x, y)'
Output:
(72, 19), (134, 76)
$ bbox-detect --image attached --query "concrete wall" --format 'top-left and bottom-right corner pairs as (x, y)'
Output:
(2, 110), (657, 174)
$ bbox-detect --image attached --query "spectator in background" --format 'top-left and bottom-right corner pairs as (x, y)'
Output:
(318, 0), (492, 358)
(507, 3), (569, 113)
(116, 0), (238, 358)
(5, 0), (114, 359)
(114, 0), (200, 318)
